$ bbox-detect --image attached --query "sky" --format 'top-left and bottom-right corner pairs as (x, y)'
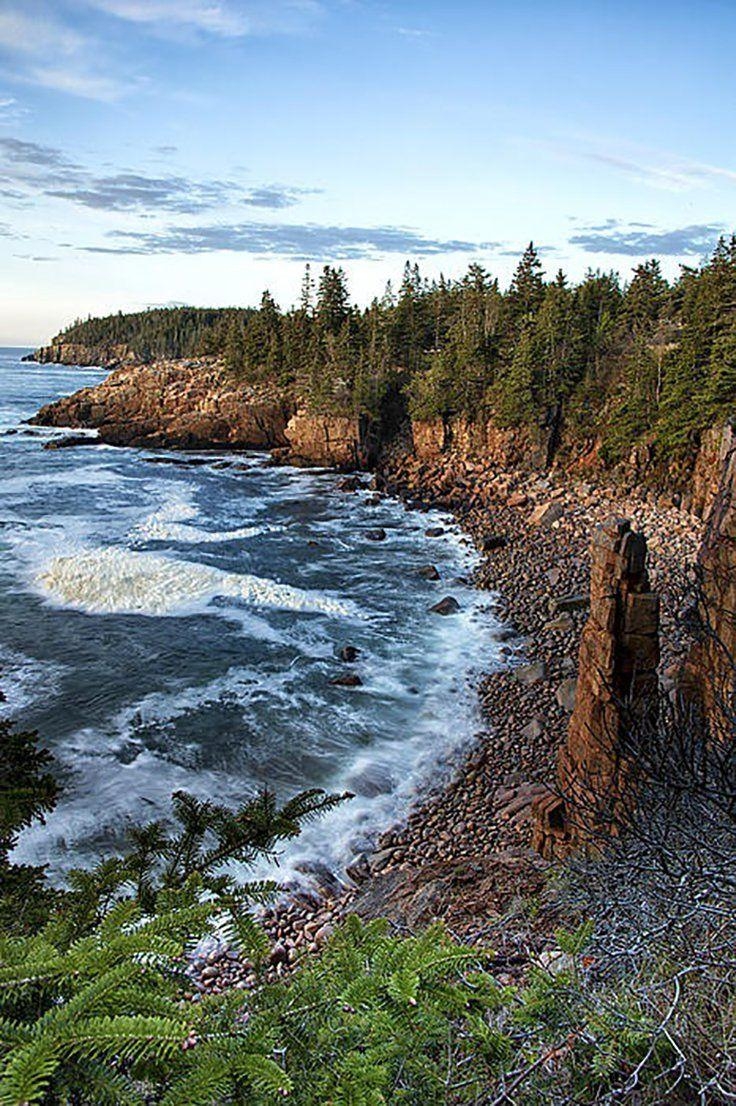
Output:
(0, 0), (735, 345)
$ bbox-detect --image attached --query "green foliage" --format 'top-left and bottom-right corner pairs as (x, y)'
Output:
(52, 234), (736, 473)
(0, 716), (59, 934)
(0, 894), (290, 1106)
(249, 916), (505, 1104)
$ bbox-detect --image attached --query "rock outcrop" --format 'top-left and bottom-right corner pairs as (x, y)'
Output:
(281, 412), (376, 470)
(684, 421), (736, 738)
(24, 342), (136, 368)
(30, 360), (294, 450)
(410, 417), (547, 471)
(533, 517), (660, 858)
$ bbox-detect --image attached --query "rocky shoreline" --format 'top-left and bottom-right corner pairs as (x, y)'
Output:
(25, 356), (713, 995)
(191, 454), (703, 998)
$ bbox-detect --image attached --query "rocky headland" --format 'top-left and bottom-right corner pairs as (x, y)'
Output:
(26, 355), (735, 993)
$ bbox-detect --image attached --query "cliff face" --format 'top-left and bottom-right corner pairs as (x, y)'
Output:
(281, 412), (376, 470)
(31, 360), (294, 450)
(533, 518), (660, 859)
(684, 422), (736, 737)
(24, 343), (136, 368)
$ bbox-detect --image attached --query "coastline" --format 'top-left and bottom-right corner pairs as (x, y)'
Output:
(242, 453), (703, 992)
(18, 357), (707, 991)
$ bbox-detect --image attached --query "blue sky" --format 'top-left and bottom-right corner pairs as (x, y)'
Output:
(0, 0), (734, 344)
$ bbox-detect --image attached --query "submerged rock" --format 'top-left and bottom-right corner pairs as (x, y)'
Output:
(418, 564), (440, 580)
(330, 673), (363, 687)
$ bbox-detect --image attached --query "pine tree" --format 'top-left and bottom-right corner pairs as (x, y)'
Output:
(506, 242), (545, 327)
(0, 713), (59, 934)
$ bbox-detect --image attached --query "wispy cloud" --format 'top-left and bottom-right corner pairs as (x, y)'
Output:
(569, 221), (724, 256)
(541, 136), (736, 194)
(83, 0), (325, 38)
(0, 7), (128, 101)
(79, 221), (491, 259)
(586, 150), (736, 193)
(0, 96), (27, 125)
(0, 136), (319, 214)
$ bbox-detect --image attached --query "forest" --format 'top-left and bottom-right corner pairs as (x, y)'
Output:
(52, 236), (736, 467)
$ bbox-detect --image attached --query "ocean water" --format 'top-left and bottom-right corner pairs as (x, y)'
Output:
(0, 348), (504, 887)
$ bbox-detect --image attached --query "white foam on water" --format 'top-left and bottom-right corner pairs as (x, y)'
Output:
(131, 497), (273, 545)
(0, 646), (67, 717)
(35, 546), (359, 618)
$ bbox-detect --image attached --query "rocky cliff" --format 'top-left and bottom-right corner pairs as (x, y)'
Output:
(533, 517), (660, 859)
(684, 421), (736, 738)
(24, 342), (136, 368)
(280, 412), (376, 470)
(30, 359), (294, 450)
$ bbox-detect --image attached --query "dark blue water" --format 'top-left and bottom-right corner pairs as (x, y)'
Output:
(0, 349), (502, 882)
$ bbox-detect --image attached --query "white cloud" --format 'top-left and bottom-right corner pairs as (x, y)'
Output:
(0, 7), (127, 101)
(0, 9), (87, 56)
(84, 0), (324, 37)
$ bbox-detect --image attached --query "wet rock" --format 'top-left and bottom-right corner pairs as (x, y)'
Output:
(314, 923), (334, 946)
(331, 673), (363, 687)
(346, 854), (371, 884)
(339, 645), (361, 662)
(430, 596), (460, 615)
(418, 564), (440, 580)
(365, 528), (387, 541)
(425, 527), (445, 537)
(337, 476), (365, 492)
(43, 434), (99, 450)
(481, 533), (508, 552)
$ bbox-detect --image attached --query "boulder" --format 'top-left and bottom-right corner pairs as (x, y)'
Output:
(430, 596), (460, 615)
(480, 533), (508, 552)
(418, 564), (440, 580)
(530, 501), (565, 528)
(365, 528), (387, 541)
(514, 661), (548, 686)
(556, 677), (578, 712)
(339, 645), (361, 662)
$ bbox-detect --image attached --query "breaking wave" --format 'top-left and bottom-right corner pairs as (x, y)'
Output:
(36, 547), (358, 618)
(131, 498), (271, 545)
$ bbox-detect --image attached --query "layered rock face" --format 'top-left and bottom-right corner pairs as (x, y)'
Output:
(281, 412), (376, 470)
(684, 422), (736, 738)
(410, 417), (548, 470)
(533, 518), (660, 858)
(30, 360), (294, 451)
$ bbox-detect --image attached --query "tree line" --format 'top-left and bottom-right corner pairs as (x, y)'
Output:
(52, 237), (736, 465)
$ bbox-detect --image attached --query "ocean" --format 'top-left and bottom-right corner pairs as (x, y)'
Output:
(0, 349), (503, 887)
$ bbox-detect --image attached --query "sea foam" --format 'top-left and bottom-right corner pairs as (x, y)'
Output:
(36, 547), (357, 618)
(131, 498), (270, 545)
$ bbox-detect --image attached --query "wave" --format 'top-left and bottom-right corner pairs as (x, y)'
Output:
(35, 546), (358, 618)
(0, 646), (66, 717)
(131, 497), (272, 545)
